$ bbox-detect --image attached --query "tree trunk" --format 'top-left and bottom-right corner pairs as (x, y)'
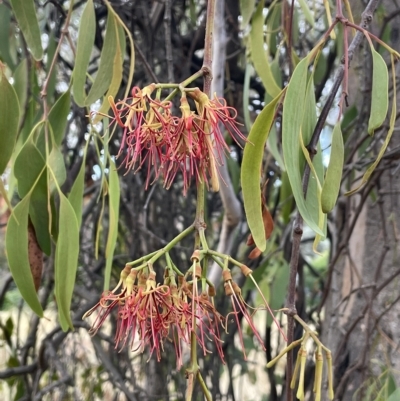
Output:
(323, 1), (400, 399)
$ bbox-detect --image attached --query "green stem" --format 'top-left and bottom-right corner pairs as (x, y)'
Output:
(197, 371), (213, 401)
(148, 225), (195, 265)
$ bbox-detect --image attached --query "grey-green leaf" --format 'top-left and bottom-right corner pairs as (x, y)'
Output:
(0, 70), (20, 175)
(6, 195), (44, 317)
(13, 59), (28, 115)
(55, 193), (80, 330)
(249, 1), (280, 98)
(49, 90), (71, 147)
(282, 56), (324, 235)
(368, 47), (389, 135)
(72, 0), (96, 107)
(69, 156), (86, 228)
(48, 145), (67, 192)
(242, 93), (282, 252)
(104, 159), (120, 290)
(14, 140), (46, 198)
(10, 0), (43, 61)
(321, 123), (344, 213)
(85, 14), (118, 105)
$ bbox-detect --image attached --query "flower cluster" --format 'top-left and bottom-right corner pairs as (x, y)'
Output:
(83, 264), (265, 368)
(107, 85), (245, 194)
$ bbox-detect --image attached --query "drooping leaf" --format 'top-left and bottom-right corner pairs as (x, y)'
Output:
(321, 123), (344, 213)
(346, 56), (396, 196)
(69, 156), (86, 228)
(55, 193), (80, 330)
(240, 0), (256, 29)
(0, 4), (15, 69)
(300, 75), (326, 247)
(14, 140), (51, 255)
(48, 145), (67, 192)
(368, 45), (389, 135)
(5, 195), (44, 317)
(93, 21), (125, 123)
(0, 69), (20, 175)
(9, 0), (43, 61)
(280, 171), (293, 224)
(14, 140), (46, 198)
(249, 0), (280, 98)
(282, 56), (324, 236)
(297, 0), (315, 27)
(85, 13), (118, 106)
(29, 170), (52, 256)
(104, 159), (120, 290)
(72, 0), (96, 107)
(242, 92), (282, 252)
(28, 221), (43, 292)
(13, 59), (28, 115)
(48, 90), (71, 147)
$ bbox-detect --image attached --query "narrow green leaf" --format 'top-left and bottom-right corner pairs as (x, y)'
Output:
(0, 70), (20, 175)
(240, 0), (256, 29)
(249, 1), (281, 98)
(301, 77), (326, 244)
(93, 21), (125, 123)
(104, 159), (120, 290)
(0, 3), (16, 69)
(321, 123), (344, 213)
(368, 46), (389, 135)
(48, 146), (67, 192)
(346, 57), (396, 196)
(14, 140), (51, 254)
(282, 56), (324, 235)
(14, 140), (45, 198)
(55, 193), (80, 330)
(297, 0), (315, 27)
(5, 195), (44, 317)
(9, 0), (43, 61)
(72, 0), (95, 107)
(29, 170), (52, 256)
(85, 14), (117, 106)
(280, 171), (293, 224)
(242, 92), (282, 252)
(48, 90), (71, 147)
(69, 155), (86, 228)
(13, 59), (28, 115)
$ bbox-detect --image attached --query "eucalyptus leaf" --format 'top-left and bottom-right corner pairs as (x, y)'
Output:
(72, 0), (95, 107)
(368, 46), (389, 135)
(6, 195), (44, 317)
(242, 93), (282, 252)
(321, 123), (344, 213)
(55, 193), (80, 330)
(13, 59), (28, 115)
(0, 70), (20, 175)
(85, 14), (118, 106)
(249, 1), (280, 98)
(104, 159), (120, 290)
(282, 56), (324, 235)
(49, 90), (71, 147)
(10, 0), (43, 60)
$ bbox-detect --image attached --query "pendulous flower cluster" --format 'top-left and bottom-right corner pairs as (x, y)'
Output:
(83, 265), (265, 368)
(107, 84), (245, 194)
